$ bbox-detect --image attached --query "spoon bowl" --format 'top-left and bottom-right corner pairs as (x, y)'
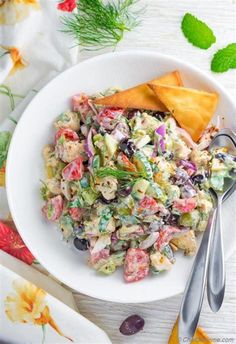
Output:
(207, 130), (236, 312)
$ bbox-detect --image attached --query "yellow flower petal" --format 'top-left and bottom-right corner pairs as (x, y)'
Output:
(5, 279), (47, 324)
(0, 0), (39, 25)
(4, 279), (73, 342)
(0, 45), (27, 75)
(9, 47), (27, 75)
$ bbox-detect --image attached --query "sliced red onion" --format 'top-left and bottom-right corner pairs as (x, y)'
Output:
(84, 128), (95, 158)
(139, 232), (159, 249)
(111, 122), (130, 142)
(179, 159), (197, 175)
(81, 124), (89, 137)
(153, 124), (166, 156)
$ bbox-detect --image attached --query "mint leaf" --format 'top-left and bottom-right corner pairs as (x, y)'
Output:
(0, 131), (11, 168)
(211, 43), (236, 72)
(181, 13), (216, 49)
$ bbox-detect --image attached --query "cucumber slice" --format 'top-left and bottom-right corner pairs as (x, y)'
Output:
(104, 133), (118, 157)
(133, 151), (153, 180)
(132, 178), (150, 200)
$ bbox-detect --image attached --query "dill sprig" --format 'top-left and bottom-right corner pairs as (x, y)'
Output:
(96, 167), (141, 179)
(60, 0), (144, 50)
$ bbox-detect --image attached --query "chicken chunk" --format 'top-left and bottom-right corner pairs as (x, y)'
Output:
(55, 140), (84, 163)
(150, 251), (172, 271)
(95, 176), (118, 200)
(54, 111), (80, 131)
(171, 230), (197, 256)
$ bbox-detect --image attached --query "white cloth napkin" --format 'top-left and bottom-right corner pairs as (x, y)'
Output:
(0, 0), (78, 216)
(0, 0), (78, 122)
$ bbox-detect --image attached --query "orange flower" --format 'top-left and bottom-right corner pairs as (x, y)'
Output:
(9, 47), (27, 75)
(0, 0), (39, 25)
(0, 46), (27, 75)
(5, 279), (73, 342)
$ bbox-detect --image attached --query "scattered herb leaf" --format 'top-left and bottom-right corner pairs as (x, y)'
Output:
(211, 43), (236, 73)
(181, 13), (216, 49)
(0, 131), (12, 168)
(96, 167), (141, 179)
(60, 0), (144, 50)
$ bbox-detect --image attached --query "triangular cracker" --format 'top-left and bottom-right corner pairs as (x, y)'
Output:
(93, 71), (183, 111)
(148, 83), (219, 142)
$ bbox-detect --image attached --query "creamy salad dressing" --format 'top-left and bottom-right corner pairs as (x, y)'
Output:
(40, 90), (236, 283)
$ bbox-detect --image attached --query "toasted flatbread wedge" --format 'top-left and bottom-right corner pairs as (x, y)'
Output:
(93, 71), (183, 111)
(148, 83), (218, 142)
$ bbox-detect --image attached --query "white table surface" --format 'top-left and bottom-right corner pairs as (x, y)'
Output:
(73, 1), (236, 343)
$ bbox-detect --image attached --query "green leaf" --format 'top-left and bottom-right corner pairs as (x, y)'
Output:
(0, 131), (11, 168)
(96, 167), (140, 179)
(181, 13), (216, 49)
(211, 43), (236, 73)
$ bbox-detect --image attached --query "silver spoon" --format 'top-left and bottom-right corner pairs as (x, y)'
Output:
(178, 130), (236, 343)
(207, 131), (236, 312)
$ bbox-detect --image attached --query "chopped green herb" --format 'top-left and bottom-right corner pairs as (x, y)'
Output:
(211, 43), (236, 73)
(181, 13), (216, 49)
(60, 0), (144, 50)
(96, 167), (141, 179)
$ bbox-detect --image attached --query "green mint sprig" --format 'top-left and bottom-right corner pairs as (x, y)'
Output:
(181, 13), (216, 49)
(211, 43), (236, 73)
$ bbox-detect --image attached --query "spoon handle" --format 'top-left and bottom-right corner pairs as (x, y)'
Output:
(207, 198), (226, 312)
(178, 209), (216, 343)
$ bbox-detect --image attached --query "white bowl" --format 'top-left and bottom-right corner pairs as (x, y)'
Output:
(6, 51), (236, 303)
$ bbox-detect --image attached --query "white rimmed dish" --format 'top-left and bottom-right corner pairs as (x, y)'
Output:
(6, 51), (236, 303)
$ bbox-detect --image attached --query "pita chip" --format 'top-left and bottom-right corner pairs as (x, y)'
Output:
(148, 83), (219, 142)
(94, 71), (183, 111)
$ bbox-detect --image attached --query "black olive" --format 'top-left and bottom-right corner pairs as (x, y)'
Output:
(74, 238), (89, 251)
(117, 185), (132, 197)
(119, 139), (136, 158)
(191, 174), (204, 185)
(215, 153), (226, 161)
(163, 214), (180, 225)
(152, 111), (167, 120)
(127, 109), (138, 120)
(100, 195), (117, 204)
(119, 315), (145, 336)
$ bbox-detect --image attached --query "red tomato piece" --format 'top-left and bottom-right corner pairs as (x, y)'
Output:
(90, 248), (110, 266)
(154, 225), (184, 251)
(55, 128), (79, 144)
(138, 196), (159, 215)
(69, 207), (85, 221)
(62, 157), (84, 181)
(42, 195), (63, 222)
(96, 107), (124, 130)
(117, 153), (137, 172)
(71, 93), (90, 116)
(173, 198), (196, 213)
(124, 248), (150, 283)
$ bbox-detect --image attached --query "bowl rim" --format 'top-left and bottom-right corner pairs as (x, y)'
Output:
(6, 50), (236, 303)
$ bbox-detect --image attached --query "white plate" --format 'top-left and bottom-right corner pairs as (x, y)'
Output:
(6, 51), (236, 303)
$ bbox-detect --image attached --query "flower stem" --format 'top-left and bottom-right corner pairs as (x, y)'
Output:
(42, 324), (46, 344)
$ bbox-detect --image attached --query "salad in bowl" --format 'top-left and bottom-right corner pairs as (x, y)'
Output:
(40, 71), (236, 283)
